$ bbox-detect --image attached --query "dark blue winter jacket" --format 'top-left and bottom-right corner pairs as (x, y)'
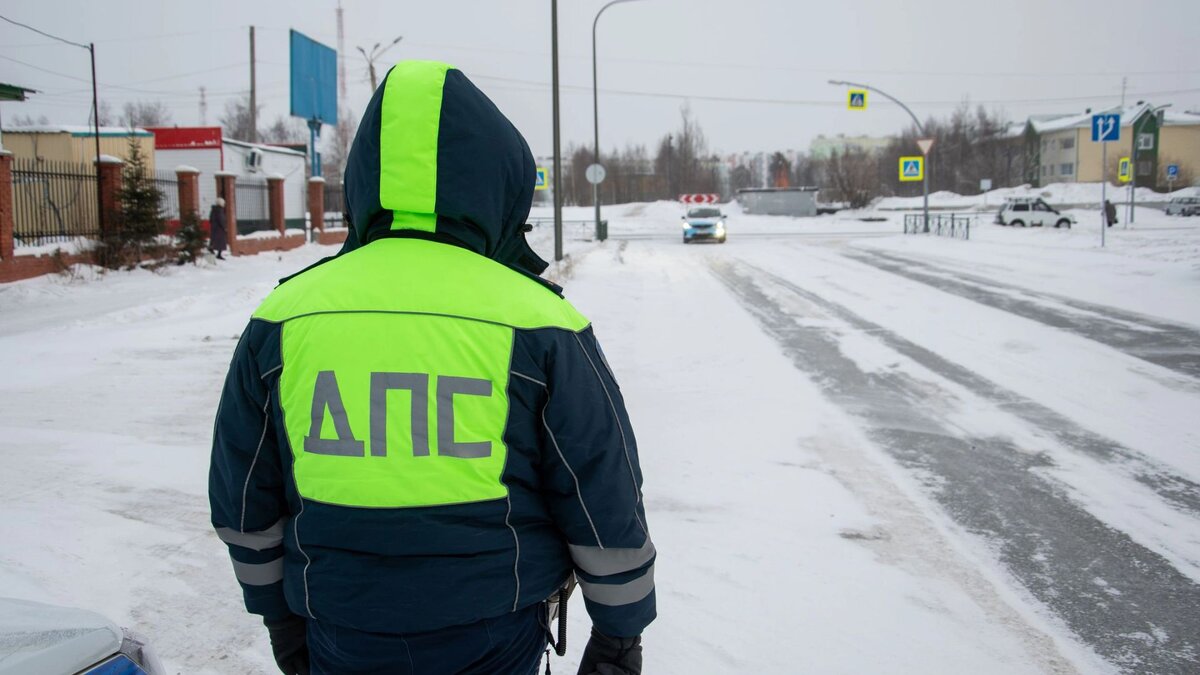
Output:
(208, 60), (655, 640)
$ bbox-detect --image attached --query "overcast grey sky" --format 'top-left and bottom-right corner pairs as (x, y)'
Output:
(3, 0), (1198, 157)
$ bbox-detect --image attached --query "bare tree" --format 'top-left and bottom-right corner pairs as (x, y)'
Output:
(220, 94), (262, 141)
(321, 109), (359, 186)
(9, 113), (50, 126)
(825, 148), (879, 208)
(121, 100), (172, 128)
(769, 152), (791, 188)
(260, 116), (307, 144)
(96, 100), (114, 126)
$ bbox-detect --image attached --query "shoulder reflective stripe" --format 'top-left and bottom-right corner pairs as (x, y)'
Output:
(215, 520), (286, 551)
(577, 564), (655, 607)
(232, 557), (284, 586)
(569, 539), (655, 577)
(510, 370), (547, 388)
(379, 61), (452, 231)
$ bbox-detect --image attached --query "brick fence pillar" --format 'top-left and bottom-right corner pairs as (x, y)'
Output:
(308, 176), (325, 233)
(0, 150), (13, 261)
(95, 156), (124, 236)
(267, 174), (285, 235)
(215, 172), (238, 253)
(175, 165), (200, 220)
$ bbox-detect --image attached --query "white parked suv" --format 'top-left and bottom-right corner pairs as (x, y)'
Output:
(995, 197), (1075, 228)
(1164, 196), (1200, 216)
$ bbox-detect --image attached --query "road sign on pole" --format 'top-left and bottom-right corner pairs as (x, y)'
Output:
(1092, 113), (1121, 248)
(535, 167), (548, 191)
(916, 138), (934, 155)
(899, 156), (924, 182)
(585, 163), (606, 185)
(1166, 164), (1179, 183)
(848, 90), (867, 110)
(1118, 157), (1132, 183)
(679, 193), (719, 204)
(1092, 113), (1121, 143)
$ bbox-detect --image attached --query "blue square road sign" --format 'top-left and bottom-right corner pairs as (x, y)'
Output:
(1167, 164), (1179, 180)
(1091, 114), (1121, 143)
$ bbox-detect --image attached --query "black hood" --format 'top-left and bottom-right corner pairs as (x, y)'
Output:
(340, 60), (547, 277)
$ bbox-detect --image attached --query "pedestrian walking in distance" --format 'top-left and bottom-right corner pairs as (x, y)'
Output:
(210, 60), (655, 675)
(208, 197), (228, 259)
(1104, 199), (1118, 228)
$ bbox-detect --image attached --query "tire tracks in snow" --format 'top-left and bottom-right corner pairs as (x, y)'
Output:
(709, 257), (1200, 674)
(844, 249), (1200, 380)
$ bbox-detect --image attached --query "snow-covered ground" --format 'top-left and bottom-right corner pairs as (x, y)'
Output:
(2, 200), (1198, 673)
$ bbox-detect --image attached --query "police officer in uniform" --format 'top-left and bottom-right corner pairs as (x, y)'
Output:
(210, 61), (654, 674)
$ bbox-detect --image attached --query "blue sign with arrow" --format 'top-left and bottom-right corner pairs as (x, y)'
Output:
(1091, 113), (1121, 142)
(1166, 164), (1179, 181)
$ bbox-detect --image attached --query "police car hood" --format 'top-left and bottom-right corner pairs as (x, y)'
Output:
(340, 60), (546, 276)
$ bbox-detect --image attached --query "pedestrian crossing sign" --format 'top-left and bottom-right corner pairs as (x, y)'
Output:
(848, 90), (867, 110)
(899, 156), (924, 182)
(535, 167), (548, 191)
(1118, 157), (1131, 183)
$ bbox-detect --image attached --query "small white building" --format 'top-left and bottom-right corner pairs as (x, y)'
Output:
(148, 127), (307, 230)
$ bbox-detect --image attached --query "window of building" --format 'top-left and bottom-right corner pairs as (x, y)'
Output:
(1137, 133), (1154, 150)
(1138, 161), (1152, 175)
(1060, 163), (1073, 176)
(1061, 137), (1075, 150)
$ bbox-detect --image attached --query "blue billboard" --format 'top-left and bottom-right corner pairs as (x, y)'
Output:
(290, 29), (338, 125)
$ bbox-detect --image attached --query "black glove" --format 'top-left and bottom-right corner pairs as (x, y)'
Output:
(263, 614), (310, 675)
(577, 627), (642, 675)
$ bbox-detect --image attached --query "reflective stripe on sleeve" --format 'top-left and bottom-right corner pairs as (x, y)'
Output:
(577, 564), (655, 607)
(569, 539), (655, 577)
(232, 557), (284, 586)
(215, 519), (286, 551)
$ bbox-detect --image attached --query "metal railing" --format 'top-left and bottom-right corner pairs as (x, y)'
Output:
(11, 158), (99, 246)
(323, 182), (346, 227)
(904, 213), (971, 240)
(235, 177), (271, 234)
(152, 169), (180, 221)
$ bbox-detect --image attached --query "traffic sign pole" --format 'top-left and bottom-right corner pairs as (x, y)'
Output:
(829, 80), (930, 232)
(1101, 141), (1107, 248)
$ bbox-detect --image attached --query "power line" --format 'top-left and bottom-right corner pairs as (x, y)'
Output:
(468, 73), (1200, 109)
(0, 12), (87, 49)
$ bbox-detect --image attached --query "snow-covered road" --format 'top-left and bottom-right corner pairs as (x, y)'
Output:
(2, 203), (1198, 673)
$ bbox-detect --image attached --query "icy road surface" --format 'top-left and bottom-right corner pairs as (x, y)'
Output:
(1, 202), (1198, 673)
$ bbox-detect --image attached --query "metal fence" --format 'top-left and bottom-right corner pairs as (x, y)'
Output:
(235, 177), (271, 234)
(903, 213), (971, 240)
(153, 169), (180, 221)
(11, 158), (99, 246)
(323, 182), (346, 227)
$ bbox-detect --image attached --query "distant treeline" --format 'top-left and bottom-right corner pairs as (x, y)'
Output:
(551, 103), (1034, 208)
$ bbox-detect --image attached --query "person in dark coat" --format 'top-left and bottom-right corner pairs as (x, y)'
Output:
(209, 61), (654, 675)
(208, 197), (228, 259)
(1104, 199), (1117, 228)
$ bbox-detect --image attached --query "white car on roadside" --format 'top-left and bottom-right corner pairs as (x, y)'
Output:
(1163, 196), (1200, 217)
(995, 197), (1075, 228)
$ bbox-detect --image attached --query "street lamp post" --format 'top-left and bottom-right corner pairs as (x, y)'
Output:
(592, 0), (643, 242)
(829, 80), (929, 231)
(357, 36), (403, 92)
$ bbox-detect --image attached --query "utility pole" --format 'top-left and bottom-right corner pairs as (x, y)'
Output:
(199, 86), (207, 126)
(337, 1), (347, 103)
(551, 0), (563, 262)
(249, 26), (257, 142)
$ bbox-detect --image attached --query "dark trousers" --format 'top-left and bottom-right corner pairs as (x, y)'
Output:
(307, 603), (548, 675)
